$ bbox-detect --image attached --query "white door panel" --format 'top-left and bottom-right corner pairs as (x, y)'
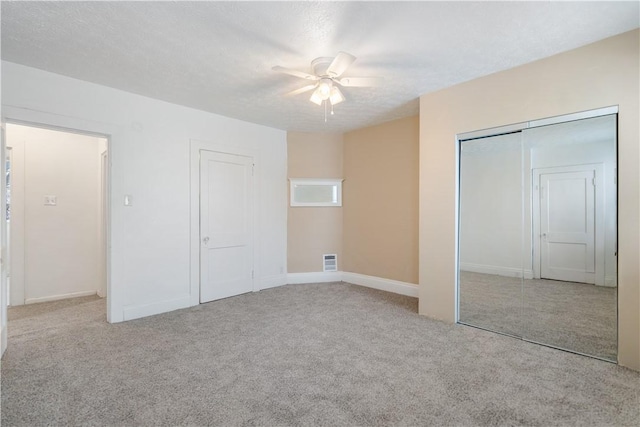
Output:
(200, 150), (253, 303)
(547, 243), (587, 270)
(539, 168), (596, 283)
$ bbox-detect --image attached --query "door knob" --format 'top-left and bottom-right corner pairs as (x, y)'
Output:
(202, 236), (209, 245)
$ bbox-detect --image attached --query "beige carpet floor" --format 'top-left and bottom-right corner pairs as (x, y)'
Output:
(2, 282), (638, 426)
(459, 271), (617, 361)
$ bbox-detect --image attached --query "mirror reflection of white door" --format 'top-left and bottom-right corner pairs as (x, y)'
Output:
(537, 165), (602, 284)
(199, 150), (254, 303)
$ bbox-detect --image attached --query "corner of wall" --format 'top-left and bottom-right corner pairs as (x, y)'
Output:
(286, 132), (344, 273)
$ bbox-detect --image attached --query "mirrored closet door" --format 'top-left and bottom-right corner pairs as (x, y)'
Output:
(458, 131), (525, 337)
(458, 112), (618, 362)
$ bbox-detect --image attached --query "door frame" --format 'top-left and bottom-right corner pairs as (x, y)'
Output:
(189, 139), (259, 307)
(532, 163), (605, 285)
(1, 123), (7, 355)
(99, 150), (109, 298)
(5, 147), (12, 306)
(0, 106), (118, 324)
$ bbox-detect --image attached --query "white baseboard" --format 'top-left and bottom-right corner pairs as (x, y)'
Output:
(123, 295), (191, 321)
(460, 263), (534, 280)
(119, 271), (416, 323)
(284, 271), (418, 298)
(25, 290), (97, 305)
(342, 272), (419, 297)
(603, 275), (618, 287)
(259, 274), (287, 290)
(286, 271), (342, 284)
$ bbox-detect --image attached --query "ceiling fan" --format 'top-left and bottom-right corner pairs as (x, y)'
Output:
(273, 52), (382, 108)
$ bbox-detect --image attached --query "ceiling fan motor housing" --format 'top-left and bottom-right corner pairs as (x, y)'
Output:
(311, 57), (335, 77)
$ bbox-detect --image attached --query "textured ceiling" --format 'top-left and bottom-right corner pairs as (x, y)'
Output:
(1, 1), (638, 133)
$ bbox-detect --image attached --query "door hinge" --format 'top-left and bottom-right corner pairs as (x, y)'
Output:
(252, 164), (255, 176)
(251, 270), (254, 279)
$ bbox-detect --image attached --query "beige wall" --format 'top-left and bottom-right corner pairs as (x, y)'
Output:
(343, 116), (419, 283)
(287, 132), (343, 272)
(287, 116), (419, 281)
(419, 30), (639, 370)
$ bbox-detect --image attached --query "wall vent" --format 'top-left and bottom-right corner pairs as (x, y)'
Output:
(323, 254), (338, 272)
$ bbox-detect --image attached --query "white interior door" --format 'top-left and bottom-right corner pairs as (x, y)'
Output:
(539, 167), (596, 283)
(200, 150), (254, 303)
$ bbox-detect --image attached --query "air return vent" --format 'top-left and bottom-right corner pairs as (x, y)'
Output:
(323, 254), (338, 272)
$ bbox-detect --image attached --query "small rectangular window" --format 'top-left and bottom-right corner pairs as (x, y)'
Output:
(289, 178), (343, 207)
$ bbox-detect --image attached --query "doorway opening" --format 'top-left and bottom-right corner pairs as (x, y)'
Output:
(4, 122), (109, 313)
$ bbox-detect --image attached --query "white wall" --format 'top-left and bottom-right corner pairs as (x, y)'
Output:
(1, 61), (287, 322)
(6, 124), (104, 304)
(459, 132), (530, 277)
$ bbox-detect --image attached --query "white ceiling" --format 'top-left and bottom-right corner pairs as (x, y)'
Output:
(2, 1), (638, 133)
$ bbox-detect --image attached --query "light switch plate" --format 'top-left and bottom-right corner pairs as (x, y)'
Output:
(44, 195), (57, 206)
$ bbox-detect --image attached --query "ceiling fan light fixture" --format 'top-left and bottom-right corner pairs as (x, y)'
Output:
(273, 51), (380, 115)
(309, 89), (324, 105)
(317, 79), (332, 100)
(329, 86), (345, 105)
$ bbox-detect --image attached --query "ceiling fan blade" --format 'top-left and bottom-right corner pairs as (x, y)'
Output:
(272, 66), (318, 81)
(336, 76), (383, 87)
(285, 84), (317, 96)
(326, 52), (356, 77)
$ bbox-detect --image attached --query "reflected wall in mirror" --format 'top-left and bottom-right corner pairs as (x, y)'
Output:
(458, 112), (617, 362)
(458, 132), (524, 337)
